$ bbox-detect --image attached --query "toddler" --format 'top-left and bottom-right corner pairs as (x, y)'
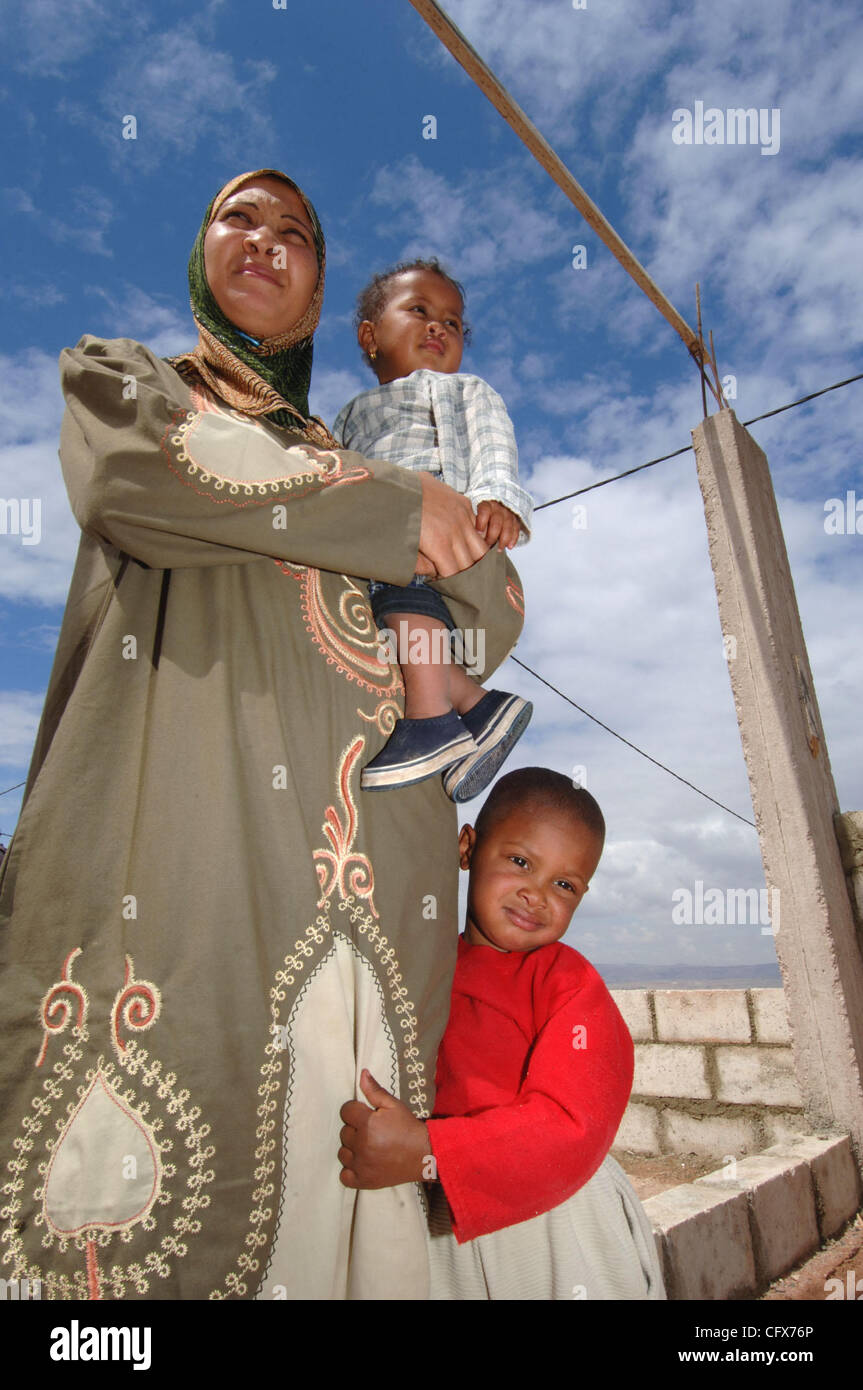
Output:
(334, 259), (533, 802)
(338, 767), (665, 1300)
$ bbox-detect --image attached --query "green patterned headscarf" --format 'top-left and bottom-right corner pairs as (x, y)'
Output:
(186, 169), (326, 429)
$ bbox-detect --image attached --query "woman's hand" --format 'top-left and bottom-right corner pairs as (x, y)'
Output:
(338, 1069), (433, 1189)
(417, 473), (489, 578)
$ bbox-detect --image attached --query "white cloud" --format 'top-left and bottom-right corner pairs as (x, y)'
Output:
(1, 187), (35, 212)
(0, 691), (44, 769)
(430, 0), (690, 138)
(1, 0), (144, 75)
(310, 367), (368, 433)
(3, 282), (67, 309)
(368, 155), (567, 282)
(440, 0), (863, 152)
(97, 32), (278, 168)
(15, 623), (61, 650)
(51, 187), (116, 257)
(623, 128), (863, 363)
(0, 350), (79, 606)
(3, 184), (116, 258)
(0, 348), (64, 450)
(426, 0), (863, 381)
(84, 286), (193, 357)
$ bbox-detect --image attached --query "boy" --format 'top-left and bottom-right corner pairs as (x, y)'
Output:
(337, 768), (664, 1300)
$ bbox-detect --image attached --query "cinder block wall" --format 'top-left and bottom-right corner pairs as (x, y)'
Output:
(610, 988), (808, 1158)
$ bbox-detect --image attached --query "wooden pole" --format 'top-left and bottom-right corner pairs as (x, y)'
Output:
(409, 0), (719, 399)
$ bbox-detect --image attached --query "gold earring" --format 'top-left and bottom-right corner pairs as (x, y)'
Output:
(369, 348), (377, 362)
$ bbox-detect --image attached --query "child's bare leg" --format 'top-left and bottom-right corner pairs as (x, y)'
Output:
(394, 614), (486, 719)
(396, 614), (453, 720)
(448, 664), (485, 716)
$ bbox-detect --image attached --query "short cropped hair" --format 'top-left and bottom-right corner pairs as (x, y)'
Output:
(353, 257), (472, 367)
(474, 767), (606, 849)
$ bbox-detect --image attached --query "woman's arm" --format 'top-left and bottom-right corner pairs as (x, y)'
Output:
(59, 336), (485, 581)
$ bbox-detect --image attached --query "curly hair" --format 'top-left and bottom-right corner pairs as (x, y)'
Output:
(353, 257), (472, 369)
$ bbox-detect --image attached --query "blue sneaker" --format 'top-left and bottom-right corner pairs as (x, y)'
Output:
(442, 691), (533, 803)
(361, 710), (476, 790)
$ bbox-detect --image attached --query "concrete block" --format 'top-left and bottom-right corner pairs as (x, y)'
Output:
(663, 1109), (761, 1159)
(610, 989), (653, 1041)
(612, 1101), (661, 1154)
(633, 1043), (710, 1100)
(643, 1183), (756, 1300)
(696, 1154), (819, 1282)
(715, 1045), (802, 1106)
(654, 989), (750, 1043)
(762, 1135), (863, 1239)
(750, 988), (792, 1044)
(761, 1113), (811, 1147)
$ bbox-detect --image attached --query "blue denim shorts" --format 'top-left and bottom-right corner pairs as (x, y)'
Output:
(367, 576), (456, 631)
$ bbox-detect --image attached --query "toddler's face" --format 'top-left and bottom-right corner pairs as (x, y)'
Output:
(361, 268), (465, 383)
(460, 803), (602, 954)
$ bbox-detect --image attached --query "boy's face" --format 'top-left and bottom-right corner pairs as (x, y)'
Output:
(358, 268), (465, 383)
(459, 802), (602, 954)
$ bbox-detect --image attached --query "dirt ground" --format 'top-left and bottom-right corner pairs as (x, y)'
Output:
(762, 1216), (863, 1301)
(615, 1150), (863, 1301)
(617, 1151), (721, 1201)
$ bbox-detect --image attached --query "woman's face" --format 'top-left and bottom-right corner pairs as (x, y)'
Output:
(203, 176), (319, 340)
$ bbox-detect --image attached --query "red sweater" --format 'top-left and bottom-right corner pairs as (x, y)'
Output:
(426, 935), (633, 1243)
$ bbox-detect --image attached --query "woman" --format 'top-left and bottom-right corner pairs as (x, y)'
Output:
(0, 171), (524, 1300)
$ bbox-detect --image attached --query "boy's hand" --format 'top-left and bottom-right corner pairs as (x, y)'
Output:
(475, 500), (521, 550)
(338, 1069), (432, 1189)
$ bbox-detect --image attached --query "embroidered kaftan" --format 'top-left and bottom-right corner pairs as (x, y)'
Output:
(0, 337), (524, 1301)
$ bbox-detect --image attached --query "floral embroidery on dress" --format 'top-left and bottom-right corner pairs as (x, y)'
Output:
(161, 412), (369, 508)
(314, 738), (378, 918)
(36, 947), (88, 1068)
(0, 950), (214, 1300)
(505, 576), (525, 616)
(273, 562), (403, 734)
(210, 739), (428, 1299)
(158, 384), (371, 510)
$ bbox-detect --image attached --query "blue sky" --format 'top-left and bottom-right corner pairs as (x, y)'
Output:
(1, 0), (861, 972)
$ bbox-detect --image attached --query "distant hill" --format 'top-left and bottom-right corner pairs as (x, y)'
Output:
(596, 961), (783, 990)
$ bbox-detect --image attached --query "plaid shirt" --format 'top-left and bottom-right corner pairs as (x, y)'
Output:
(333, 369), (533, 541)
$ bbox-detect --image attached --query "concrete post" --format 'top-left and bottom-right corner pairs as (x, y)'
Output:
(692, 408), (863, 1162)
(835, 812), (863, 947)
